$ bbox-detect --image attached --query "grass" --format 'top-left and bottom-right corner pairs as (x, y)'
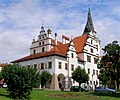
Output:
(0, 88), (120, 100)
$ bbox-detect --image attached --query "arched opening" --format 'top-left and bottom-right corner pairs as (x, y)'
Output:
(58, 73), (65, 90)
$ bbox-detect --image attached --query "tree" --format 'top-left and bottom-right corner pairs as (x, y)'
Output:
(98, 69), (110, 86)
(1, 64), (40, 100)
(41, 70), (52, 88)
(71, 66), (89, 90)
(98, 41), (120, 90)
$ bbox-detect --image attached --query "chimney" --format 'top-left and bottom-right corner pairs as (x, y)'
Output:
(55, 33), (57, 45)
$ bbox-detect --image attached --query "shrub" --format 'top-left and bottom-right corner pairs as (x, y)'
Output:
(1, 64), (40, 100)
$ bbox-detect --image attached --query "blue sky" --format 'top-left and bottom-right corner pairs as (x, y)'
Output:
(0, 0), (120, 63)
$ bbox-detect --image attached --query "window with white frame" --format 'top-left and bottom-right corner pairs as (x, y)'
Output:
(65, 63), (68, 70)
(58, 62), (62, 69)
(87, 55), (91, 63)
(88, 68), (90, 74)
(48, 62), (52, 69)
(71, 64), (74, 71)
(41, 63), (44, 70)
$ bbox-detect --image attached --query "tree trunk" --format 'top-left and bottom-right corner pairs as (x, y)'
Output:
(116, 80), (119, 90)
(79, 82), (81, 91)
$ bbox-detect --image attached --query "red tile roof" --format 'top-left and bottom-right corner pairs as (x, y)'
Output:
(12, 50), (66, 63)
(12, 34), (87, 63)
(12, 43), (69, 63)
(0, 63), (7, 67)
(73, 34), (88, 53)
(51, 39), (62, 45)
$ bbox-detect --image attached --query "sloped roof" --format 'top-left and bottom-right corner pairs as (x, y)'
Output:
(0, 63), (7, 67)
(51, 39), (62, 45)
(73, 34), (88, 53)
(12, 50), (66, 63)
(12, 43), (69, 63)
(12, 34), (87, 63)
(83, 8), (95, 34)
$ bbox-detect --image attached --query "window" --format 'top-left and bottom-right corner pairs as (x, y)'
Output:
(96, 70), (98, 76)
(42, 41), (44, 45)
(48, 62), (52, 69)
(90, 81), (92, 85)
(88, 68), (90, 74)
(96, 45), (98, 51)
(94, 81), (95, 85)
(87, 55), (91, 63)
(90, 48), (93, 53)
(91, 40), (93, 44)
(71, 64), (74, 71)
(42, 47), (45, 52)
(39, 42), (41, 45)
(41, 63), (44, 70)
(58, 62), (62, 69)
(65, 63), (68, 70)
(34, 64), (37, 70)
(94, 58), (98, 64)
(71, 53), (74, 58)
(93, 69), (95, 75)
(27, 65), (30, 68)
(33, 49), (36, 54)
(96, 81), (98, 85)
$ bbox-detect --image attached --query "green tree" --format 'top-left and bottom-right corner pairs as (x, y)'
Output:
(41, 70), (52, 88)
(98, 69), (110, 86)
(1, 64), (40, 100)
(98, 41), (120, 90)
(71, 66), (89, 89)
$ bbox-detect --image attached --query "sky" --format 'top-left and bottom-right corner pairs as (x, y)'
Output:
(0, 0), (120, 63)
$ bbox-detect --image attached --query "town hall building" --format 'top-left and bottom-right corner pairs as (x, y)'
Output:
(12, 9), (100, 90)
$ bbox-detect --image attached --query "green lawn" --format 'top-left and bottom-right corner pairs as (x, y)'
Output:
(0, 88), (120, 100)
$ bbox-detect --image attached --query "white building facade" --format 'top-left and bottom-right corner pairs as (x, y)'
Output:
(12, 9), (100, 90)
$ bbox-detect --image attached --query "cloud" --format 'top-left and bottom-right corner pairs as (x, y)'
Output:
(0, 0), (119, 63)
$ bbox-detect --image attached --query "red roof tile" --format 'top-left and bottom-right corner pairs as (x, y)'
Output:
(0, 64), (7, 67)
(73, 34), (88, 53)
(12, 34), (88, 63)
(12, 44), (68, 63)
(51, 39), (62, 45)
